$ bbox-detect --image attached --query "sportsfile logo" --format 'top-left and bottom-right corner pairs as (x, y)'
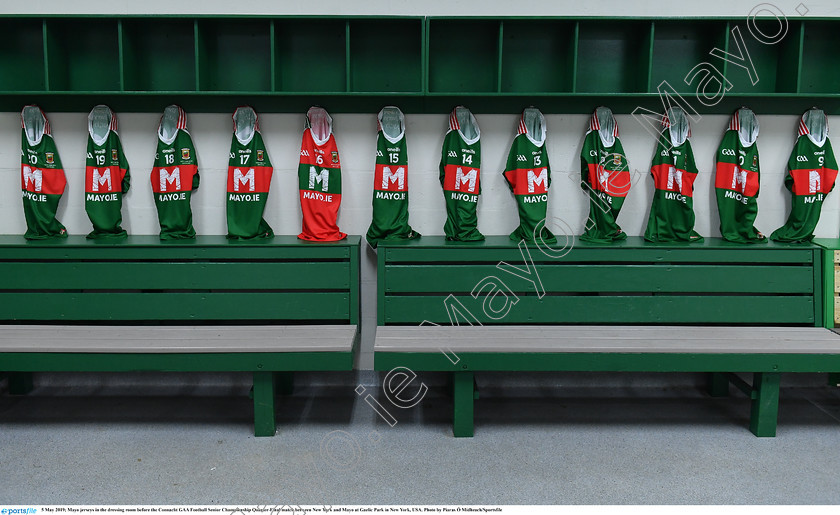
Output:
(1, 508), (37, 514)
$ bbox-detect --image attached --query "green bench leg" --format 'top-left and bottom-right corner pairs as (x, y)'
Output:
(276, 372), (294, 395)
(253, 371), (277, 437)
(453, 371), (474, 438)
(749, 372), (780, 437)
(828, 373), (840, 387)
(7, 372), (34, 395)
(707, 372), (730, 397)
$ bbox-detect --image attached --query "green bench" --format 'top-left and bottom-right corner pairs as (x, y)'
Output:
(374, 236), (840, 437)
(0, 235), (360, 436)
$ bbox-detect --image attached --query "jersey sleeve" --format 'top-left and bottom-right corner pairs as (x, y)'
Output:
(117, 136), (131, 193)
(439, 135), (448, 187)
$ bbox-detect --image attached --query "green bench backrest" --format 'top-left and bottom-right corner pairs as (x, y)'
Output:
(0, 235), (360, 324)
(378, 236), (823, 327)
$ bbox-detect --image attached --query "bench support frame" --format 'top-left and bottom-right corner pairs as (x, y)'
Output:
(453, 371), (475, 437)
(253, 371), (277, 437)
(749, 372), (781, 437)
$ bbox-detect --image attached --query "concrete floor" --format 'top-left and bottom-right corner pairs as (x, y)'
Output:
(2, 371), (840, 505)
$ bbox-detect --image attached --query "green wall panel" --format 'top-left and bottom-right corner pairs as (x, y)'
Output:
(0, 19), (45, 91)
(121, 19), (197, 91)
(349, 19), (422, 92)
(274, 19), (346, 92)
(46, 18), (120, 91)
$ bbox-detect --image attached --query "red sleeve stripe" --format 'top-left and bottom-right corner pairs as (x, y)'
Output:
(177, 106), (187, 129)
(798, 119), (809, 137)
(449, 109), (460, 131)
(729, 110), (739, 131)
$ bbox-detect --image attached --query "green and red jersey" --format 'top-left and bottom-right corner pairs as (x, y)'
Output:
(151, 105), (200, 240)
(502, 107), (555, 244)
(644, 107), (703, 242)
(226, 106), (273, 240)
(20, 105), (67, 239)
(580, 106), (630, 243)
(85, 105), (130, 240)
(298, 107), (346, 241)
(715, 108), (764, 243)
(440, 106), (484, 241)
(366, 106), (420, 248)
(771, 109), (838, 242)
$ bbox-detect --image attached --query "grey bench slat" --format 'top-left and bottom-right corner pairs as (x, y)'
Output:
(0, 325), (358, 353)
(374, 326), (840, 354)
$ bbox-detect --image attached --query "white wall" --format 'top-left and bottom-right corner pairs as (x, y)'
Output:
(3, 0), (839, 368)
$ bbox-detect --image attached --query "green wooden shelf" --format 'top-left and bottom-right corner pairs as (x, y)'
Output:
(1, 15), (839, 113)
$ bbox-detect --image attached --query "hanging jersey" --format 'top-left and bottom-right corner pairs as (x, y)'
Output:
(440, 106), (484, 241)
(226, 106), (273, 240)
(503, 107), (555, 244)
(580, 106), (630, 243)
(298, 106), (346, 242)
(366, 106), (420, 248)
(644, 107), (702, 242)
(20, 105), (67, 240)
(771, 109), (838, 243)
(85, 105), (130, 240)
(151, 105), (200, 240)
(715, 108), (764, 243)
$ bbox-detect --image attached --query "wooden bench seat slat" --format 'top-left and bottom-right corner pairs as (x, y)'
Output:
(0, 325), (358, 353)
(374, 326), (840, 354)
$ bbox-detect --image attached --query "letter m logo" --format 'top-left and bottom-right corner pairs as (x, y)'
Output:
(809, 170), (821, 194)
(730, 167), (748, 193)
(92, 168), (112, 192)
(454, 167), (477, 193)
(381, 166), (405, 190)
(22, 166), (42, 192)
(527, 168), (548, 193)
(233, 168), (255, 192)
(667, 166), (683, 191)
(309, 166), (329, 191)
(159, 167), (181, 192)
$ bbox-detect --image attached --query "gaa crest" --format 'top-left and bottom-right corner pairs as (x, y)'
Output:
(112, 149), (119, 161)
(331, 151), (339, 164)
(181, 148), (190, 160)
(257, 150), (264, 162)
(45, 153), (54, 164)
